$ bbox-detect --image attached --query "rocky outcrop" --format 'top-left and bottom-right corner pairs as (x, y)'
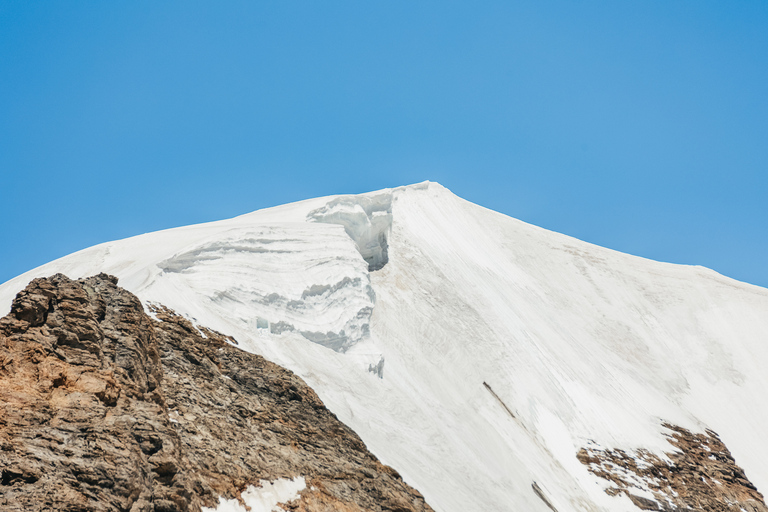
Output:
(578, 423), (767, 511)
(0, 274), (433, 512)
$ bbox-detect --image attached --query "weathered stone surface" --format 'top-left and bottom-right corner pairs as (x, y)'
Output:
(0, 274), (433, 512)
(578, 423), (767, 511)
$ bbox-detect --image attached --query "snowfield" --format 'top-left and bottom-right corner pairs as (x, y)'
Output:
(2, 181), (768, 511)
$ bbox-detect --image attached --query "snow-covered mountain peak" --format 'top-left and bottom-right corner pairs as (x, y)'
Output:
(2, 182), (768, 511)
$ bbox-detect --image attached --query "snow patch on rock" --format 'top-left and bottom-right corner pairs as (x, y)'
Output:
(202, 477), (306, 512)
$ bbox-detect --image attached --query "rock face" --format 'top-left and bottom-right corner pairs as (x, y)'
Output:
(577, 423), (768, 511)
(0, 274), (433, 512)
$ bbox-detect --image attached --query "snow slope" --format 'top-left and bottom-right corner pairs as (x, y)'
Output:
(3, 182), (768, 511)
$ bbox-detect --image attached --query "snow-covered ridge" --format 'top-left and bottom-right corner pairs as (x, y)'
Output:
(2, 181), (768, 512)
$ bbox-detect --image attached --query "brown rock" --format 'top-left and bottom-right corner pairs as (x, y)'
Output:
(578, 423), (768, 511)
(0, 274), (434, 512)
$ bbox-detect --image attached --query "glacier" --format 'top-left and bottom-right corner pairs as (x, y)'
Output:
(2, 181), (768, 511)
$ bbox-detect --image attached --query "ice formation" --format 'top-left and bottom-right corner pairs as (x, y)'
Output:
(153, 223), (375, 353)
(308, 190), (393, 271)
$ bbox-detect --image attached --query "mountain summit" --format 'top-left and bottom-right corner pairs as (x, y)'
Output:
(2, 182), (768, 511)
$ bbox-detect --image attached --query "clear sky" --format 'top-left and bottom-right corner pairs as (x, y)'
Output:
(1, 1), (766, 288)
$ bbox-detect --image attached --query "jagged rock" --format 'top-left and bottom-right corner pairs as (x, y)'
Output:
(578, 423), (768, 511)
(0, 274), (433, 512)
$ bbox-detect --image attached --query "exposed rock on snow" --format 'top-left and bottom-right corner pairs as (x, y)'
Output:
(0, 274), (433, 512)
(577, 424), (767, 511)
(532, 481), (560, 512)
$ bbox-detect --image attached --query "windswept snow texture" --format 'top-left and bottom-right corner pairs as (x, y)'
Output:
(3, 181), (768, 512)
(154, 225), (375, 352)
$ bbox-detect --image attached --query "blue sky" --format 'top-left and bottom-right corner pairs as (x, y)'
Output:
(1, 1), (766, 287)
